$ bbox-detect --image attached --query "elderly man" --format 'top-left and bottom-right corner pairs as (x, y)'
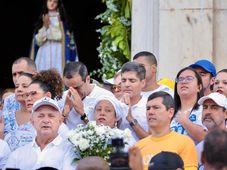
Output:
(5, 97), (76, 170)
(196, 92), (227, 169)
(135, 91), (198, 170)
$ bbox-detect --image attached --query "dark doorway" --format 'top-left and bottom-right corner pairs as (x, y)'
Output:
(0, 0), (104, 89)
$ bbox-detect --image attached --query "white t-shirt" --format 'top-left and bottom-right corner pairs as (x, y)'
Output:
(141, 84), (174, 98)
(119, 95), (148, 141)
(61, 84), (115, 129)
(5, 135), (76, 170)
(196, 140), (204, 170)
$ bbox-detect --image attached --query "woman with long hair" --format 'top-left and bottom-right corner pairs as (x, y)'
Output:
(30, 0), (78, 75)
(3, 73), (36, 151)
(170, 67), (207, 143)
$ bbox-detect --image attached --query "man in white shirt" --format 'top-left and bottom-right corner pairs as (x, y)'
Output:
(196, 92), (227, 169)
(61, 61), (115, 129)
(5, 97), (76, 170)
(133, 51), (173, 98)
(119, 61), (149, 141)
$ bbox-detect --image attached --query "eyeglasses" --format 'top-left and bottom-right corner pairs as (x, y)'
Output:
(111, 84), (121, 93)
(175, 76), (195, 84)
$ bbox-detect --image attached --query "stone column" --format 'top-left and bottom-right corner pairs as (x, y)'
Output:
(131, 0), (159, 58)
(158, 0), (214, 80)
(213, 0), (227, 72)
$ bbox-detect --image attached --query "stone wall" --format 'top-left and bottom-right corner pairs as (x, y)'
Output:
(132, 0), (227, 80)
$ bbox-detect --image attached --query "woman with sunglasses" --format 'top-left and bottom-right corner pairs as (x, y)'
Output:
(170, 67), (207, 144)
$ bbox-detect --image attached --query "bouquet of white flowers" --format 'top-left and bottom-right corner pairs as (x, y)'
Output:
(67, 121), (131, 163)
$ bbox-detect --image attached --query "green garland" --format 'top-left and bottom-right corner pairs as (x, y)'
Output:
(92, 0), (132, 79)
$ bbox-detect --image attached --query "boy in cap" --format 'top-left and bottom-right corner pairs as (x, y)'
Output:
(190, 59), (216, 95)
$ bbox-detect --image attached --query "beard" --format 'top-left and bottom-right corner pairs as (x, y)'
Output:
(202, 116), (218, 130)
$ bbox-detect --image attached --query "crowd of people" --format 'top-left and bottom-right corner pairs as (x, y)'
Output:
(0, 1), (226, 170)
(0, 50), (226, 170)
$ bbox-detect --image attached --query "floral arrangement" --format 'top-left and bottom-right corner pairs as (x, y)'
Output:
(67, 121), (131, 163)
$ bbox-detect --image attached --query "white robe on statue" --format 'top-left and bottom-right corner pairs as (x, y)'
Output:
(35, 12), (63, 75)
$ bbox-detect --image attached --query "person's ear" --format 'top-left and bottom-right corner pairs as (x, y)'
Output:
(151, 64), (157, 74)
(85, 75), (90, 83)
(197, 84), (202, 92)
(45, 92), (52, 98)
(141, 79), (146, 89)
(210, 76), (215, 85)
(168, 108), (175, 120)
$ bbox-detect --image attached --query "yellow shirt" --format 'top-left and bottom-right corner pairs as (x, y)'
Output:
(135, 131), (198, 170)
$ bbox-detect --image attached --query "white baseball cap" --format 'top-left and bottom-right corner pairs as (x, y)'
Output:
(32, 97), (61, 113)
(198, 92), (227, 109)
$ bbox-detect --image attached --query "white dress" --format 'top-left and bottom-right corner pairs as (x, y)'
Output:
(35, 12), (63, 75)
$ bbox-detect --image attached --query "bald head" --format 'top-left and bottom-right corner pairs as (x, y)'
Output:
(77, 156), (109, 170)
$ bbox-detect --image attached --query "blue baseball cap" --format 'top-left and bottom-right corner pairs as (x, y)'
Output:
(189, 59), (216, 77)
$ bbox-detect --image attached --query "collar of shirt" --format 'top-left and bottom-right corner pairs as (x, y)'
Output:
(131, 95), (147, 109)
(31, 135), (64, 149)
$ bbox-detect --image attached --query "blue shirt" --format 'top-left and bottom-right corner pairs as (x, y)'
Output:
(2, 94), (20, 135)
(170, 105), (203, 144)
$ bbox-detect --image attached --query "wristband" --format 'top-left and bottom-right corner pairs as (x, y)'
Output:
(129, 119), (138, 127)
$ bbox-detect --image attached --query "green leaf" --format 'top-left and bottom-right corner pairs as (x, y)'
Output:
(93, 0), (131, 79)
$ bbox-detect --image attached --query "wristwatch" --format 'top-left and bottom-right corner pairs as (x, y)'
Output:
(80, 113), (88, 121)
(129, 119), (138, 127)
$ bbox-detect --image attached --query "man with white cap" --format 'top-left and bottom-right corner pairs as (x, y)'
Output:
(196, 92), (227, 169)
(5, 97), (76, 170)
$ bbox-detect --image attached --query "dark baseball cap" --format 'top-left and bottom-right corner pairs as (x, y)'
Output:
(148, 151), (184, 170)
(189, 59), (216, 77)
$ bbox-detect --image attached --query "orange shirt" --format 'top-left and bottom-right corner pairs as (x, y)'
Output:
(135, 131), (198, 170)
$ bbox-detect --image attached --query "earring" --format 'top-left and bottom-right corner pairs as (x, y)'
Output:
(114, 122), (118, 128)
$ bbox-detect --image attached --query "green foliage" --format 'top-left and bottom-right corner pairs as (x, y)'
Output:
(92, 0), (132, 79)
